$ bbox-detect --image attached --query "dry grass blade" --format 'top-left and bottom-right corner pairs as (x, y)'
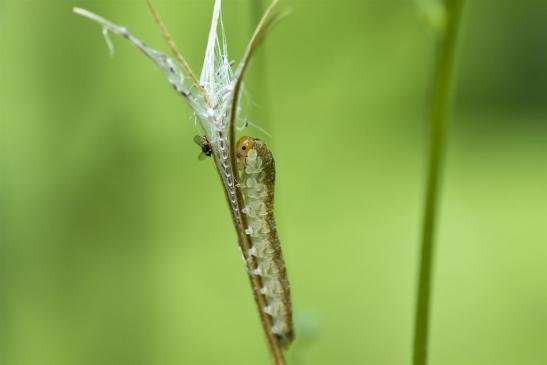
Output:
(146, 0), (211, 106)
(226, 2), (290, 364)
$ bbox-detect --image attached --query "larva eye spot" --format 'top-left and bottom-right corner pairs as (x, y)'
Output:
(236, 136), (255, 159)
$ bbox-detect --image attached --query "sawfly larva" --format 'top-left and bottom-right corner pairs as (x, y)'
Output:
(236, 136), (294, 347)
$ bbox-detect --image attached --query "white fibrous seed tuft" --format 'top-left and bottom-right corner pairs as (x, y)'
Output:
(73, 0), (247, 221)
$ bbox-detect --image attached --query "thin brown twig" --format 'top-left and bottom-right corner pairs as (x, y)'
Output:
(150, 0), (287, 362)
(146, 0), (212, 107)
(227, 1), (288, 364)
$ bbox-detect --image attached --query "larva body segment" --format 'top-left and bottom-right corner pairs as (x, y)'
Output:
(236, 136), (294, 348)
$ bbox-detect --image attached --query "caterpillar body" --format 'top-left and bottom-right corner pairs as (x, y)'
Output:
(236, 136), (294, 348)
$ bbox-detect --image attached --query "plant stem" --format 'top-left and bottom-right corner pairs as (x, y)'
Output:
(412, 1), (465, 365)
(223, 2), (286, 363)
(250, 0), (270, 130)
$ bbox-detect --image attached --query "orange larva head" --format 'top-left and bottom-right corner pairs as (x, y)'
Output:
(236, 136), (256, 159)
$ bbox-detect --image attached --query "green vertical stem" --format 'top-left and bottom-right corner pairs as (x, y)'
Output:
(412, 1), (465, 365)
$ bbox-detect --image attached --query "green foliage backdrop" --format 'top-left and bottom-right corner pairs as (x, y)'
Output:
(0, 1), (545, 364)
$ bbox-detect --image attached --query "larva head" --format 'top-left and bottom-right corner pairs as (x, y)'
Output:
(236, 136), (256, 159)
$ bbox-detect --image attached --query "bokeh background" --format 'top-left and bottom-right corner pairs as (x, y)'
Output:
(1, 0), (546, 364)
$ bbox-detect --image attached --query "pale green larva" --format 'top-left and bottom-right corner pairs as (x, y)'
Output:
(236, 136), (294, 348)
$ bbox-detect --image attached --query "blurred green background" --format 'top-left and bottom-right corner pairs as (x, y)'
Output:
(1, 0), (546, 364)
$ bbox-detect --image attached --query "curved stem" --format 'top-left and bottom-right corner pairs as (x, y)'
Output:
(412, 1), (465, 365)
(224, 2), (286, 363)
(250, 0), (270, 129)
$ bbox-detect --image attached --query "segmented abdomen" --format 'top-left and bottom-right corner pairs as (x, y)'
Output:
(238, 139), (294, 348)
